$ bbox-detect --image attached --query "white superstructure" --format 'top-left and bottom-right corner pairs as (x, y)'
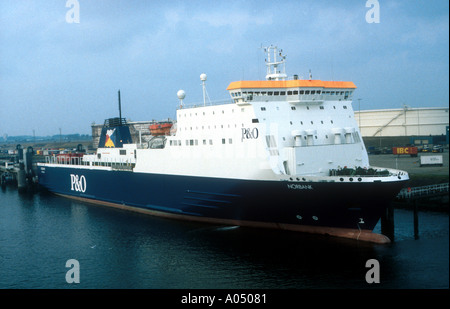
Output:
(77, 45), (405, 183)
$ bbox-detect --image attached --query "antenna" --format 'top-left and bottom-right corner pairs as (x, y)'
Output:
(263, 45), (287, 81)
(177, 89), (186, 108)
(200, 73), (211, 106)
(118, 90), (122, 125)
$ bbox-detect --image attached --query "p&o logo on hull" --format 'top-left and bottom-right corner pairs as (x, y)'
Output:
(70, 174), (87, 193)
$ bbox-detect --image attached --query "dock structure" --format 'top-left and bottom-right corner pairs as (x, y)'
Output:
(0, 163), (18, 185)
(0, 162), (26, 188)
(381, 183), (449, 241)
(0, 145), (36, 189)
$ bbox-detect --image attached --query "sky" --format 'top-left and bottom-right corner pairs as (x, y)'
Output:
(0, 0), (448, 136)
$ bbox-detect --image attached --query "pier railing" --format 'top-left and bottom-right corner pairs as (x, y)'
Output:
(396, 183), (449, 200)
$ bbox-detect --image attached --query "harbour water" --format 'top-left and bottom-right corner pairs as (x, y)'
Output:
(0, 185), (448, 291)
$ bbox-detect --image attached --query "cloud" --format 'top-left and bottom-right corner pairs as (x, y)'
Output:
(0, 0), (448, 136)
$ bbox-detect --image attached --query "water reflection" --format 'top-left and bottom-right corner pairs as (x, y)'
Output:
(0, 187), (448, 289)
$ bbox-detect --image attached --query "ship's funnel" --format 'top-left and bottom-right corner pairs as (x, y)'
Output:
(98, 117), (133, 148)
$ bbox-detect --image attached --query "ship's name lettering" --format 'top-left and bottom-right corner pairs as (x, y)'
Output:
(287, 184), (313, 190)
(70, 174), (87, 192)
(241, 127), (259, 141)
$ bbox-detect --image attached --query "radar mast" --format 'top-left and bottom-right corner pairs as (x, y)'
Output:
(263, 45), (287, 81)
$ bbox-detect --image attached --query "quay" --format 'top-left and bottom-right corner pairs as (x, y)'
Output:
(0, 145), (37, 189)
(369, 151), (449, 241)
(0, 142), (88, 189)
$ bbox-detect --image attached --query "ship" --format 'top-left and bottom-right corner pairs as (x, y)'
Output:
(37, 46), (409, 243)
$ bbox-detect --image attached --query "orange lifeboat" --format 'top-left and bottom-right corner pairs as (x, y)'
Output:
(149, 122), (173, 136)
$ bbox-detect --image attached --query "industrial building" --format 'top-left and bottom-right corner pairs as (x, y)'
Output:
(354, 106), (449, 148)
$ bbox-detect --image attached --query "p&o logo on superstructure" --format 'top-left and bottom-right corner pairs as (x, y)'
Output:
(70, 174), (87, 192)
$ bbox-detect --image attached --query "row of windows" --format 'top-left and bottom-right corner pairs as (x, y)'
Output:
(169, 138), (233, 146)
(179, 123), (242, 132)
(179, 100), (350, 119)
(261, 105), (348, 111)
(178, 112), (351, 131)
(179, 108), (245, 118)
(168, 132), (360, 148)
(231, 90), (353, 97)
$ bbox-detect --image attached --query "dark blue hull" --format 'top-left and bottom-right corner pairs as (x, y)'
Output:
(37, 165), (405, 242)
